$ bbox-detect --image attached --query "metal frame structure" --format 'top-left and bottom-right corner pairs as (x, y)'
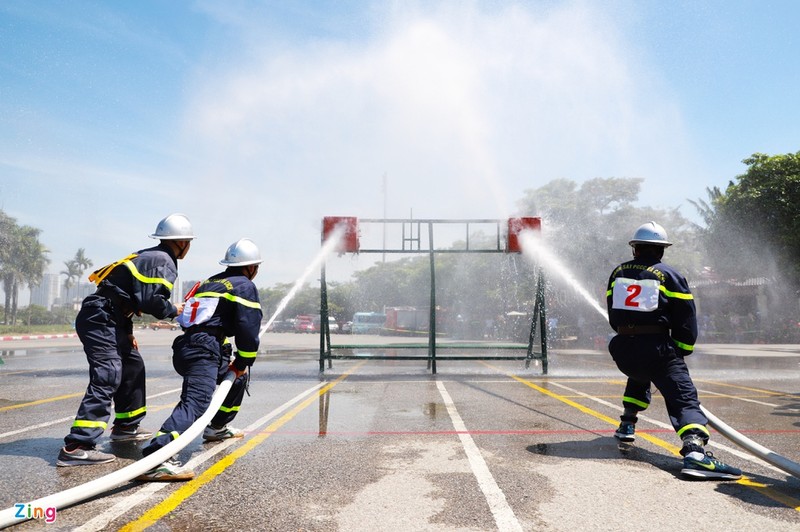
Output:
(318, 218), (548, 374)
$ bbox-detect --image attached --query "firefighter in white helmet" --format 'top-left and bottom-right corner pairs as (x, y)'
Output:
(58, 214), (194, 466)
(138, 238), (263, 481)
(606, 221), (741, 480)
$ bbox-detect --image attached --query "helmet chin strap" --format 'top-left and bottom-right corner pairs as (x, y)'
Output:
(165, 240), (190, 260)
(244, 264), (259, 280)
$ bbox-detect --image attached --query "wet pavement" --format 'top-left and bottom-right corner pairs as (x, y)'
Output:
(1, 330), (799, 531)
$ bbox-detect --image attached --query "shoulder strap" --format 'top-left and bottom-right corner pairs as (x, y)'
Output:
(88, 253), (138, 285)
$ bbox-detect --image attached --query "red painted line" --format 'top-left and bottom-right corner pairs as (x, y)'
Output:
(0, 333), (77, 342)
(242, 428), (800, 437)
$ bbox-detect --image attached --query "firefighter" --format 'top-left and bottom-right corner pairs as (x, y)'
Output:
(57, 214), (194, 466)
(137, 238), (263, 481)
(606, 221), (742, 480)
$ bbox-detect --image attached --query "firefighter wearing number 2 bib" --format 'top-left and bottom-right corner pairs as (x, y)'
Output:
(137, 238), (263, 481)
(606, 222), (741, 480)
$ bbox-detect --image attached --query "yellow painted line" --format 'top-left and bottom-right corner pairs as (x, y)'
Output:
(694, 379), (788, 396)
(484, 364), (681, 456)
(736, 478), (800, 511)
(0, 392), (82, 412)
(0, 377), (174, 412)
(485, 364), (800, 512)
(119, 364), (363, 532)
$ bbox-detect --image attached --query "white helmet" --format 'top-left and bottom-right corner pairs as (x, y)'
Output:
(629, 221), (672, 247)
(150, 213), (195, 240)
(220, 238), (263, 266)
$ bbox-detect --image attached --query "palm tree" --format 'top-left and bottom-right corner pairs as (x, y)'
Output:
(61, 259), (81, 311)
(69, 248), (93, 306)
(19, 231), (50, 325)
(0, 210), (18, 324)
(0, 224), (49, 324)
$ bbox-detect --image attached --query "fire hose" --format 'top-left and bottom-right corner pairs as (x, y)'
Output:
(701, 405), (800, 479)
(0, 372), (235, 529)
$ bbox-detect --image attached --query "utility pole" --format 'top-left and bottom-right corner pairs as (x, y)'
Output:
(382, 172), (387, 263)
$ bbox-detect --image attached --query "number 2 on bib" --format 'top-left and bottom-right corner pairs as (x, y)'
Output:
(612, 278), (660, 312)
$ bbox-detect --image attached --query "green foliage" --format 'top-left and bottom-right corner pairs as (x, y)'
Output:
(0, 211), (50, 324)
(711, 151), (800, 280)
(516, 176), (698, 285)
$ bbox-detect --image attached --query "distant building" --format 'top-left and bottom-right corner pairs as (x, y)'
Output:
(29, 273), (61, 310)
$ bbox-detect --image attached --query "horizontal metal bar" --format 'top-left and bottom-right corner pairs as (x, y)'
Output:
(322, 355), (544, 361)
(330, 344), (530, 350)
(359, 218), (505, 224)
(356, 249), (510, 254)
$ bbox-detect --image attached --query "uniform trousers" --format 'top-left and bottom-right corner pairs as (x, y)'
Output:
(142, 332), (247, 456)
(66, 295), (145, 447)
(608, 333), (708, 440)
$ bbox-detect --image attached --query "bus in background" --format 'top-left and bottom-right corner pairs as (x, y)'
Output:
(351, 312), (386, 334)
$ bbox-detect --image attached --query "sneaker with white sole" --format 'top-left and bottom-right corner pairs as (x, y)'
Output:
(57, 446), (116, 467)
(110, 425), (153, 442)
(136, 457), (195, 482)
(681, 451), (742, 480)
(203, 425), (243, 442)
(614, 422), (636, 443)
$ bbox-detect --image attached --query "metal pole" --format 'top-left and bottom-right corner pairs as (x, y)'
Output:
(428, 222), (436, 374)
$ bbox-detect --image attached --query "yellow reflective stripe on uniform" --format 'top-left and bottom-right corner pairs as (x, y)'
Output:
(115, 406), (147, 419)
(193, 291), (261, 309)
(673, 338), (694, 352)
(622, 396), (649, 409)
(218, 405), (240, 413)
(237, 349), (257, 359)
(72, 419), (107, 429)
(88, 253), (139, 285)
(122, 261), (174, 290)
(658, 285), (693, 300)
(677, 423), (709, 439)
(606, 280), (615, 297)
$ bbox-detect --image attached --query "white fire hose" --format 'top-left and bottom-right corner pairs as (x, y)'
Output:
(0, 372), (235, 529)
(701, 405), (800, 479)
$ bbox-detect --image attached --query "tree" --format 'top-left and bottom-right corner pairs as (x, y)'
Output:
(711, 151), (800, 281)
(0, 211), (18, 324)
(73, 248), (93, 279)
(15, 226), (50, 324)
(61, 259), (81, 310)
(0, 214), (49, 324)
(515, 177), (698, 339)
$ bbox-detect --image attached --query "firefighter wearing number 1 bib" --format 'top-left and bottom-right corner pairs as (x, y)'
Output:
(606, 222), (742, 480)
(137, 238), (263, 481)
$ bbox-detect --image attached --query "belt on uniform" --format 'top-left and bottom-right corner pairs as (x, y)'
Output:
(95, 286), (136, 318)
(617, 324), (669, 335)
(186, 326), (226, 341)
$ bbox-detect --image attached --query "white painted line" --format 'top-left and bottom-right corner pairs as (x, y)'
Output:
(697, 388), (777, 407)
(0, 388), (182, 440)
(548, 381), (786, 475)
(436, 381), (523, 532)
(75, 381), (328, 532)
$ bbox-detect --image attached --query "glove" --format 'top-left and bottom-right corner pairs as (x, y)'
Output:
(228, 361), (248, 378)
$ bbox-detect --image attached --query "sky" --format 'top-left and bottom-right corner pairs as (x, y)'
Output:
(1, 0), (798, 298)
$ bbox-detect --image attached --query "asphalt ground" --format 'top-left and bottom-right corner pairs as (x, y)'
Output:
(1, 330), (799, 531)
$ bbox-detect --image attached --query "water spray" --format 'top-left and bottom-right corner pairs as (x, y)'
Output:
(518, 230), (608, 320)
(0, 225), (349, 529)
(259, 223), (346, 335)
